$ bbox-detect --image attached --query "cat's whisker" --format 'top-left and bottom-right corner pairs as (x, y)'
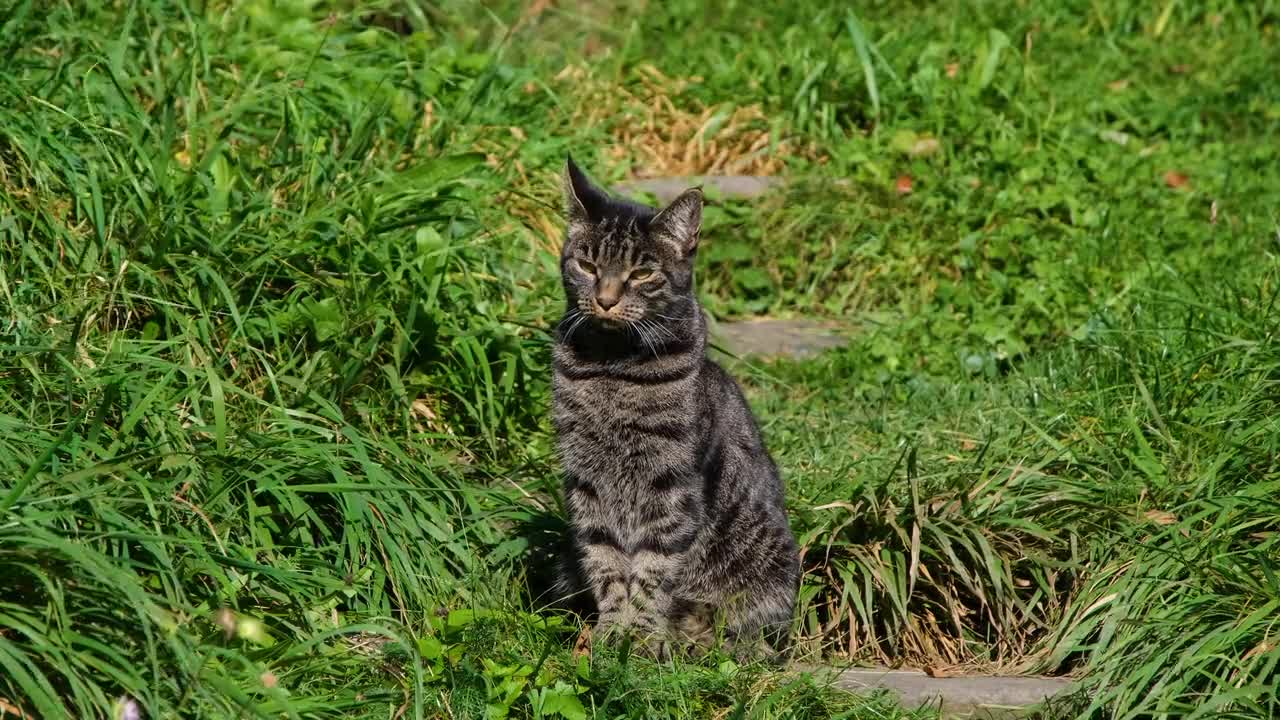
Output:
(569, 315), (589, 343)
(631, 321), (652, 358)
(557, 310), (577, 333)
(630, 319), (660, 359)
(563, 320), (581, 344)
(645, 319), (678, 342)
(556, 309), (576, 335)
(635, 317), (676, 348)
(638, 318), (663, 346)
(559, 309), (589, 344)
(647, 319), (677, 347)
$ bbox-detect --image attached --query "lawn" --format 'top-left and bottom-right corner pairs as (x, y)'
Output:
(1, 0), (1278, 718)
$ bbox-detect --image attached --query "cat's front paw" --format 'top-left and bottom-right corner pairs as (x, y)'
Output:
(594, 612), (630, 642)
(628, 615), (676, 661)
(629, 631), (673, 662)
(595, 615), (673, 660)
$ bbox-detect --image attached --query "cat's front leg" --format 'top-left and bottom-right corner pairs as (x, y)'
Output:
(623, 476), (705, 656)
(627, 549), (679, 624)
(581, 540), (681, 657)
(576, 531), (632, 634)
(621, 548), (684, 658)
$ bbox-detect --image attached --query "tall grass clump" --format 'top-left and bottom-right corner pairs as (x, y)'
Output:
(1046, 275), (1280, 718)
(770, 263), (1280, 715)
(0, 1), (554, 715)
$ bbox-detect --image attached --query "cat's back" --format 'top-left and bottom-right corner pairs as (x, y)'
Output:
(696, 357), (787, 497)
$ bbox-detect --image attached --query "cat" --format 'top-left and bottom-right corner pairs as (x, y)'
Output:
(550, 156), (800, 661)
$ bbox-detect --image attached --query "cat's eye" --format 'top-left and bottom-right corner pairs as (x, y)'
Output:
(629, 268), (655, 282)
(577, 259), (597, 275)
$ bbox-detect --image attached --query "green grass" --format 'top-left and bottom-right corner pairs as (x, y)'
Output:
(1, 0), (1278, 718)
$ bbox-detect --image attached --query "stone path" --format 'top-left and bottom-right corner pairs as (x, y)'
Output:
(808, 666), (1076, 718)
(615, 174), (784, 204)
(711, 318), (848, 359)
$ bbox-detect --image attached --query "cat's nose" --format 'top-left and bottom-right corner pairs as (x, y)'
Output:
(595, 277), (623, 311)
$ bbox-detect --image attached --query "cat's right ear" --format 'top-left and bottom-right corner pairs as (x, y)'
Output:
(563, 155), (608, 227)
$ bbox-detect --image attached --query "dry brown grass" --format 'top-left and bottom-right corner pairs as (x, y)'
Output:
(479, 58), (827, 261)
(560, 63), (825, 178)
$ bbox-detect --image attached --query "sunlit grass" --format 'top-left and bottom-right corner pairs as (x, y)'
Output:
(1, 0), (1277, 718)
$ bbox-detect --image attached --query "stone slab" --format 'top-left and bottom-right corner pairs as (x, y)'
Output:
(614, 175), (785, 204)
(814, 666), (1076, 718)
(711, 318), (847, 359)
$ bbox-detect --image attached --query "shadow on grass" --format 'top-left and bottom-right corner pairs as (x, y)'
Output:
(510, 504), (598, 622)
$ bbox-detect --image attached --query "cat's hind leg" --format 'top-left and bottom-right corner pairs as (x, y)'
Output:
(722, 585), (796, 664)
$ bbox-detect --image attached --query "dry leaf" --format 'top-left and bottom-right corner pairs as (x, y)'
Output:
(1144, 509), (1178, 525)
(525, 0), (553, 18)
(411, 398), (438, 421)
(895, 174), (914, 195)
(1107, 79), (1130, 92)
(1168, 64), (1192, 74)
(1163, 170), (1191, 190)
(573, 624), (593, 660)
(929, 498), (961, 515)
(909, 137), (941, 157)
(811, 501), (859, 512)
(1242, 640), (1275, 661)
(511, 0), (554, 34)
(0, 698), (31, 719)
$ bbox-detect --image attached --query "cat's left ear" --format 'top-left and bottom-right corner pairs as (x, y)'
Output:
(651, 187), (702, 257)
(564, 154), (609, 226)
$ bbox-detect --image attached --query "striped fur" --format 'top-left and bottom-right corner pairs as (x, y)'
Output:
(551, 157), (800, 660)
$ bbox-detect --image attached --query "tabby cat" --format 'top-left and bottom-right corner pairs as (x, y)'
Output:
(551, 157), (800, 659)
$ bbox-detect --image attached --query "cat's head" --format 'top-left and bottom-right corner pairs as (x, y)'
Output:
(559, 156), (701, 331)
